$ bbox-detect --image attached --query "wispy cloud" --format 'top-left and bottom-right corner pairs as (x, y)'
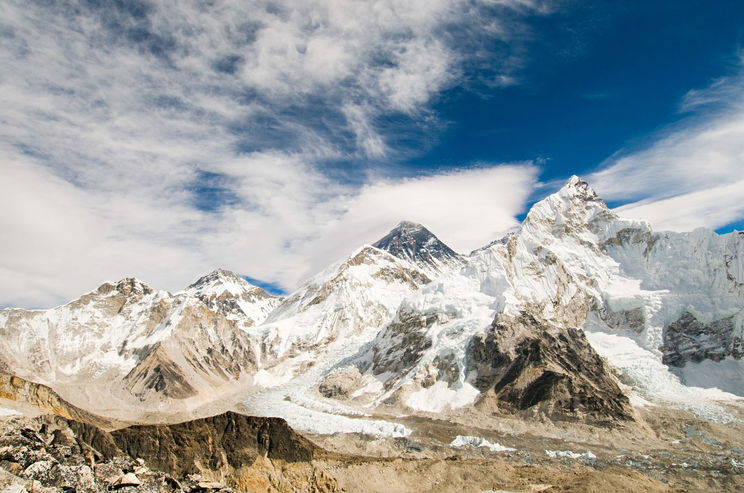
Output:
(588, 53), (744, 232)
(299, 164), (539, 279)
(615, 180), (744, 232)
(0, 0), (547, 307)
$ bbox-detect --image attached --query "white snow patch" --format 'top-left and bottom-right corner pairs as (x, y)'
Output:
(247, 395), (410, 436)
(546, 449), (596, 460)
(252, 369), (295, 388)
(451, 435), (515, 452)
(406, 381), (480, 413)
(672, 357), (744, 397)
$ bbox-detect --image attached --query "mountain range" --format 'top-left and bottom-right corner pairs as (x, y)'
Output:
(1, 176), (742, 430)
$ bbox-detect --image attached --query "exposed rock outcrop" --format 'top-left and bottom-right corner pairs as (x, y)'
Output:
(365, 309), (438, 381)
(69, 411), (324, 476)
(662, 311), (743, 367)
(0, 412), (338, 493)
(466, 312), (634, 425)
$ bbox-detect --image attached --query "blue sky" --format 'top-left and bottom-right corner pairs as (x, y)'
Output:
(2, 0), (744, 306)
(407, 1), (744, 221)
(419, 1), (742, 176)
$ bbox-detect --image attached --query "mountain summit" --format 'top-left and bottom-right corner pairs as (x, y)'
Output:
(185, 268), (281, 325)
(373, 221), (463, 274)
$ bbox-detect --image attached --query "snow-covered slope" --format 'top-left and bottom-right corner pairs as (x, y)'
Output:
(238, 245), (431, 436)
(258, 245), (429, 358)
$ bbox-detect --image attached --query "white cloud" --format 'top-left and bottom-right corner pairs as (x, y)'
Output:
(0, 152), (212, 308)
(0, 0), (544, 307)
(616, 180), (744, 232)
(377, 37), (454, 113)
(299, 164), (539, 281)
(589, 57), (744, 232)
(0, 151), (537, 307)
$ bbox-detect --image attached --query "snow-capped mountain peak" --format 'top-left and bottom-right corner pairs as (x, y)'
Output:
(187, 269), (267, 297)
(184, 269), (282, 326)
(521, 176), (617, 239)
(561, 174), (601, 199)
(373, 220), (463, 275)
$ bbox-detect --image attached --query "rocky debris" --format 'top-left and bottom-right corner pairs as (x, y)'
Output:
(373, 221), (464, 275)
(112, 472), (142, 488)
(1, 396), (743, 492)
(316, 367), (384, 406)
(194, 479), (227, 490)
(607, 448), (744, 485)
(600, 305), (646, 333)
(318, 371), (358, 400)
(93, 461), (123, 484)
(467, 311), (634, 425)
(0, 415), (164, 493)
(0, 412), (336, 493)
(662, 311), (743, 367)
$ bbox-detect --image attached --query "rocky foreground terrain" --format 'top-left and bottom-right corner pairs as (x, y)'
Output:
(1, 401), (743, 493)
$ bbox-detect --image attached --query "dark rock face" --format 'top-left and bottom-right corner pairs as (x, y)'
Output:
(466, 312), (634, 425)
(662, 311), (743, 367)
(373, 221), (463, 272)
(123, 345), (198, 400)
(364, 309), (436, 382)
(69, 411), (321, 477)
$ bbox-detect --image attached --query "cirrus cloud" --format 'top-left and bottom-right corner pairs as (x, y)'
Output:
(588, 53), (744, 232)
(0, 0), (550, 307)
